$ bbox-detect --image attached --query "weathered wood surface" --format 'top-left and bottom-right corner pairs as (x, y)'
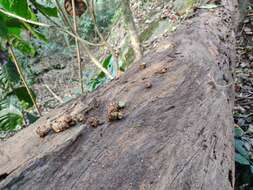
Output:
(0, 0), (239, 189)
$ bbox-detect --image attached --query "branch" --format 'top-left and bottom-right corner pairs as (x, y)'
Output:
(71, 0), (84, 93)
(8, 45), (42, 116)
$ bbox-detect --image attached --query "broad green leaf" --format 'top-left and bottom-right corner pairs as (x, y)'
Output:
(0, 60), (20, 89)
(234, 127), (244, 137)
(11, 37), (36, 56)
(23, 22), (48, 42)
(26, 112), (39, 124)
(0, 96), (23, 131)
(235, 153), (250, 165)
(7, 26), (21, 37)
(88, 54), (115, 91)
(8, 86), (36, 109)
(0, 0), (31, 18)
(31, 1), (58, 17)
(235, 139), (250, 159)
(0, 112), (23, 131)
(0, 14), (8, 38)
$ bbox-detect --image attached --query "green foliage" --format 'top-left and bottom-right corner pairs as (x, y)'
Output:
(30, 0), (58, 17)
(0, 96), (23, 131)
(234, 126), (253, 187)
(0, 0), (58, 135)
(79, 2), (116, 40)
(88, 54), (116, 91)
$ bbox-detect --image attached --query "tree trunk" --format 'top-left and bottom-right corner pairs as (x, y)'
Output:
(0, 1), (239, 189)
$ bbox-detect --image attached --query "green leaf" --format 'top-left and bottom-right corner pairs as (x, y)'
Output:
(23, 22), (48, 42)
(26, 112), (39, 124)
(0, 96), (23, 132)
(0, 112), (23, 131)
(0, 0), (31, 18)
(0, 14), (8, 38)
(251, 165), (253, 174)
(11, 37), (36, 56)
(235, 139), (250, 159)
(87, 54), (115, 91)
(7, 26), (22, 36)
(235, 153), (250, 165)
(31, 1), (58, 17)
(0, 60), (20, 89)
(234, 127), (244, 137)
(8, 86), (36, 109)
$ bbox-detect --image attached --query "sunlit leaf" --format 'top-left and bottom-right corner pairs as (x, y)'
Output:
(31, 1), (58, 17)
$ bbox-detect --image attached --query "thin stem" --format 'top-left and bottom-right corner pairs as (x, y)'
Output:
(87, 0), (119, 73)
(8, 45), (42, 116)
(79, 42), (113, 79)
(71, 0), (84, 93)
(0, 7), (51, 27)
(44, 84), (64, 103)
(54, 0), (73, 30)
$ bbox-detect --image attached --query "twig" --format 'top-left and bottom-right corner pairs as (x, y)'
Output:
(52, 0), (112, 79)
(44, 84), (64, 103)
(8, 45), (42, 116)
(0, 7), (51, 27)
(121, 0), (143, 64)
(54, 0), (73, 28)
(87, 0), (119, 73)
(71, 0), (84, 93)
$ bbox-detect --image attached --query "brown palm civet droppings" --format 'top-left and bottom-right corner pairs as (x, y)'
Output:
(73, 113), (86, 123)
(107, 102), (124, 121)
(139, 63), (147, 70)
(157, 67), (168, 74)
(87, 117), (99, 128)
(145, 82), (152, 89)
(36, 125), (49, 137)
(36, 125), (51, 138)
(64, 0), (87, 17)
(51, 115), (76, 133)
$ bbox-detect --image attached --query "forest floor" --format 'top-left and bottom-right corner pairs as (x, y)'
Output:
(234, 3), (253, 188)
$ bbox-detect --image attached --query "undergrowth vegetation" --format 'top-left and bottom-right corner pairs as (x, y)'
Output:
(0, 0), (121, 136)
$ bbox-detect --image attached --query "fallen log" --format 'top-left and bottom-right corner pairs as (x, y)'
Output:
(0, 0), (239, 189)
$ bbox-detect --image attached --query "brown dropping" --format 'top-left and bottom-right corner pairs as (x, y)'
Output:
(36, 125), (51, 138)
(87, 117), (99, 128)
(139, 63), (147, 70)
(107, 102), (124, 121)
(64, 0), (87, 17)
(51, 115), (75, 133)
(74, 113), (86, 123)
(158, 67), (168, 74)
(145, 82), (152, 89)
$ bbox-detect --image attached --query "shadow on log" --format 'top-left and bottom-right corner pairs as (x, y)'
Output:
(0, 0), (239, 189)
